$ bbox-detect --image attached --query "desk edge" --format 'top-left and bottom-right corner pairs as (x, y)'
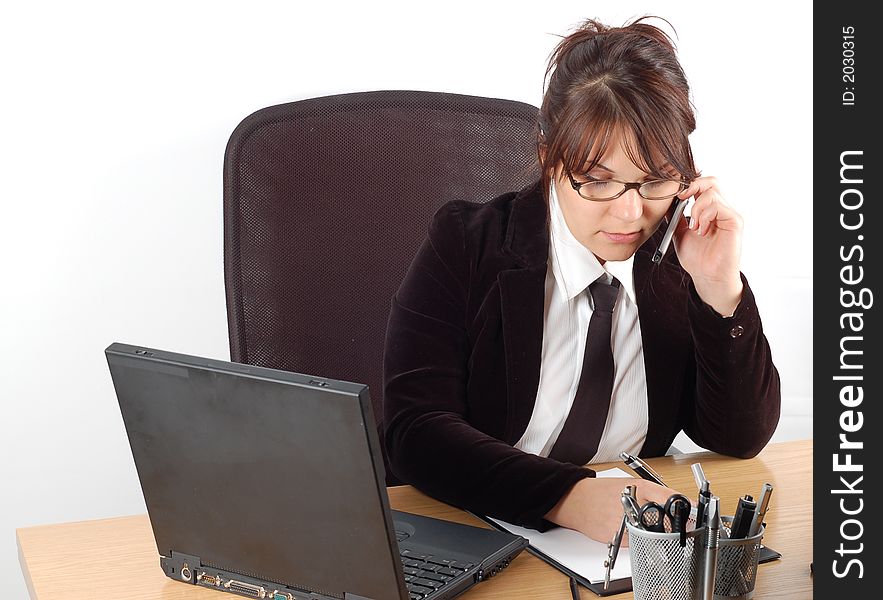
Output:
(16, 530), (38, 600)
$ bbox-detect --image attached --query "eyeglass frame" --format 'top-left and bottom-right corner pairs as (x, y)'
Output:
(565, 171), (690, 202)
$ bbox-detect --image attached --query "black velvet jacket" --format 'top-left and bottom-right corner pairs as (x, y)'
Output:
(382, 179), (781, 530)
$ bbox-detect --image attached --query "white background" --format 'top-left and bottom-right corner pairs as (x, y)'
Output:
(1, 2), (811, 597)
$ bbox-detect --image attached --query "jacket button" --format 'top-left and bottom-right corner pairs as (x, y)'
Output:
(730, 325), (744, 338)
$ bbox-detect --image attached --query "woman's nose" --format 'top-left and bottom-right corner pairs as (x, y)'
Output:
(608, 188), (644, 222)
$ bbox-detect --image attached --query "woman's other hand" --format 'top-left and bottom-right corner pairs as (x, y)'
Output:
(544, 477), (679, 545)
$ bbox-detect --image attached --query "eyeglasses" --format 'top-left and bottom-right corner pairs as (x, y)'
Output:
(566, 171), (689, 202)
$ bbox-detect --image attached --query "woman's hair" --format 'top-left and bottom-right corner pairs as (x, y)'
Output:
(537, 16), (700, 200)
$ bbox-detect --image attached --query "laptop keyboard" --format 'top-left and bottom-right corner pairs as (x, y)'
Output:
(397, 546), (474, 600)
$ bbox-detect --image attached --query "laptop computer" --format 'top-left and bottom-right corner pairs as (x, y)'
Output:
(106, 342), (527, 600)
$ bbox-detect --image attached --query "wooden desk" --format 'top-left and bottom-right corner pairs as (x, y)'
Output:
(17, 440), (812, 599)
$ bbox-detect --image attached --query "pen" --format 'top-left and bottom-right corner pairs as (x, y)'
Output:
(702, 496), (720, 600)
(691, 463), (711, 528)
(730, 495), (757, 539)
(652, 197), (690, 263)
(570, 576), (580, 600)
(620, 451), (666, 485)
(748, 483), (773, 537)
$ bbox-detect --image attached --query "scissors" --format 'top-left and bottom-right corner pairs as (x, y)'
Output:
(638, 501), (667, 533)
(638, 494), (692, 546)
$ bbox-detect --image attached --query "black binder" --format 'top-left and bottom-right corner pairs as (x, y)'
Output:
(474, 515), (631, 596)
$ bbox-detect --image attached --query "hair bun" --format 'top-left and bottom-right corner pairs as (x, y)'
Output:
(537, 15), (698, 202)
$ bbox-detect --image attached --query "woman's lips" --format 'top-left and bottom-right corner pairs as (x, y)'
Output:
(602, 231), (641, 243)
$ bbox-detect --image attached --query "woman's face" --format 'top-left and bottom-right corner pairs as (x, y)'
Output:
(551, 137), (673, 264)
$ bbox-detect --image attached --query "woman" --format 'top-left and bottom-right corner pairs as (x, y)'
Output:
(382, 16), (780, 544)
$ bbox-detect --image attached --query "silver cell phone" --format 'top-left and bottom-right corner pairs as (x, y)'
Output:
(652, 197), (691, 263)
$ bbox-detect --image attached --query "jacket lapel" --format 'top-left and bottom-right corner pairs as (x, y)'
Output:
(498, 181), (549, 443)
(634, 229), (692, 455)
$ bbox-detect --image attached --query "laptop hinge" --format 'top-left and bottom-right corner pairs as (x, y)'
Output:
(343, 594), (378, 600)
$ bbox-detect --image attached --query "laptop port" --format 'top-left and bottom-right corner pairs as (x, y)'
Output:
(272, 592), (293, 600)
(197, 572), (221, 586)
(180, 563), (192, 582)
(224, 579), (267, 598)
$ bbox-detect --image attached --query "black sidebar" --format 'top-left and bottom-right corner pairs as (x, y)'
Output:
(814, 3), (881, 597)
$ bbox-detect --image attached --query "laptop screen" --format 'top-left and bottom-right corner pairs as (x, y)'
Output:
(107, 342), (406, 599)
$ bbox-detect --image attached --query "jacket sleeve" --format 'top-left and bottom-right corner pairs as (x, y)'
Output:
(383, 201), (593, 530)
(683, 274), (781, 458)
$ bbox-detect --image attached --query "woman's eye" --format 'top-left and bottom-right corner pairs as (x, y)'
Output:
(580, 173), (607, 181)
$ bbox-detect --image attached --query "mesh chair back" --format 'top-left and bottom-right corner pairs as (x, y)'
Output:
(224, 90), (541, 481)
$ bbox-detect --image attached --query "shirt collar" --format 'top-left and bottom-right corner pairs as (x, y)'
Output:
(548, 179), (638, 305)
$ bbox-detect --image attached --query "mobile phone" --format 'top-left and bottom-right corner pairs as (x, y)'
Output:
(652, 197), (691, 263)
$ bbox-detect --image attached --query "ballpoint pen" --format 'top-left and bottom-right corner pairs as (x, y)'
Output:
(620, 451), (666, 485)
(569, 576), (580, 600)
(702, 496), (721, 600)
(748, 483), (773, 537)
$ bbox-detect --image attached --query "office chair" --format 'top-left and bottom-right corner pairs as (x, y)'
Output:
(223, 90), (541, 484)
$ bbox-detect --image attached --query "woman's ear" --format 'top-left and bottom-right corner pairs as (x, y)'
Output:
(538, 145), (558, 184)
(547, 161), (561, 185)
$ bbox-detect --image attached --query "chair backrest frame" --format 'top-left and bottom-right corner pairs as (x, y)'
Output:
(223, 90), (541, 480)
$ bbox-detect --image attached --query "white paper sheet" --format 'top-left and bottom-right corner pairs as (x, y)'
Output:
(487, 468), (634, 584)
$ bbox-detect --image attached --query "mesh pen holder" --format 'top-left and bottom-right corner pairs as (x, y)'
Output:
(713, 517), (764, 600)
(626, 519), (704, 600)
(626, 517), (764, 600)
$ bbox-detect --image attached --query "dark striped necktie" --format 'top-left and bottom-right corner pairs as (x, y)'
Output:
(549, 276), (621, 465)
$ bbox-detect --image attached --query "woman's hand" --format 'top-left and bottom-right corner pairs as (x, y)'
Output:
(671, 176), (744, 316)
(544, 477), (679, 546)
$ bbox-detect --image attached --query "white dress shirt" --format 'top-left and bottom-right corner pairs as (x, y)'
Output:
(514, 179), (649, 463)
